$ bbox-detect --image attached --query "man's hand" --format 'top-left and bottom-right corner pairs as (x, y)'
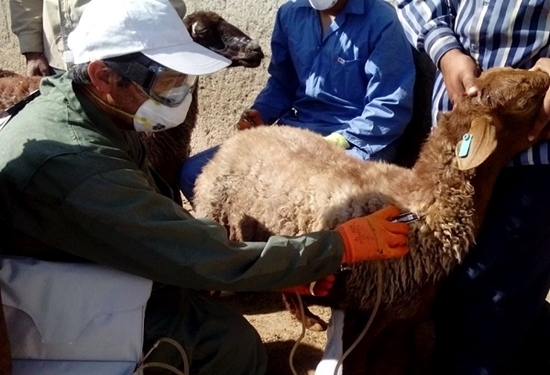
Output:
(24, 52), (51, 77)
(236, 108), (264, 130)
(439, 49), (481, 103)
(528, 58), (550, 141)
(337, 205), (410, 264)
(279, 274), (335, 297)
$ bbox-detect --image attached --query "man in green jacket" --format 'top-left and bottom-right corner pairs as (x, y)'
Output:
(0, 0), (410, 373)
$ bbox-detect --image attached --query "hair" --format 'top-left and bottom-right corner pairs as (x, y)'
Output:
(68, 61), (132, 88)
(67, 63), (92, 85)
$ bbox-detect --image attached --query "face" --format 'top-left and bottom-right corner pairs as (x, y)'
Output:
(86, 60), (196, 132)
(86, 60), (149, 128)
(112, 82), (148, 114)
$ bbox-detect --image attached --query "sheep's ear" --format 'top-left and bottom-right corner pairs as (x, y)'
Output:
(455, 115), (497, 170)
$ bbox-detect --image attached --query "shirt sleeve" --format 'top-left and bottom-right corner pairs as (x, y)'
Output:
(27, 158), (343, 292)
(250, 10), (299, 124)
(340, 21), (415, 160)
(395, 0), (462, 67)
(9, 0), (44, 54)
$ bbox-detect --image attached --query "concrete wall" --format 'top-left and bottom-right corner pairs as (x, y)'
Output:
(183, 0), (286, 153)
(0, 0), (285, 154)
(0, 0), (26, 73)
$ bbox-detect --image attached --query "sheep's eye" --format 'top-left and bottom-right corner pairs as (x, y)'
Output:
(194, 27), (211, 37)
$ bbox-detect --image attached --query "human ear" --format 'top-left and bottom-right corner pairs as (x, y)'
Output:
(87, 61), (115, 94)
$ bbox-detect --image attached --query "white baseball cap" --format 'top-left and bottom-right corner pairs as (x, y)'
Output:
(67, 0), (231, 75)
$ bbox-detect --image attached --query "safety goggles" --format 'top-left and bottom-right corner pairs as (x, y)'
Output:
(140, 64), (197, 107)
(104, 53), (197, 107)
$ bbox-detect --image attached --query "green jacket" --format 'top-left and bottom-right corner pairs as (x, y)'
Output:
(9, 0), (187, 70)
(0, 74), (344, 291)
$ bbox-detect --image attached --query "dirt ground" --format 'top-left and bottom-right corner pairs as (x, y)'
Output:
(222, 292), (331, 375)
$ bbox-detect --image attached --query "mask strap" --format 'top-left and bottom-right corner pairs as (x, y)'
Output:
(81, 86), (139, 121)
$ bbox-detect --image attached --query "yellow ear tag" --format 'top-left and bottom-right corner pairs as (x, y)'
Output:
(455, 116), (497, 170)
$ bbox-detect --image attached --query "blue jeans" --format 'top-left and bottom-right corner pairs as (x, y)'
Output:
(178, 146), (219, 204)
(431, 165), (550, 375)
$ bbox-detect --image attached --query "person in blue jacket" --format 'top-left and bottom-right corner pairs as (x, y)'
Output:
(179, 0), (415, 203)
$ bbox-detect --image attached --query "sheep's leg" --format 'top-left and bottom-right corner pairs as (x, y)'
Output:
(282, 293), (328, 331)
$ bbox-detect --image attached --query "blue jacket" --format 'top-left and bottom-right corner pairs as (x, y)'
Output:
(252, 0), (415, 161)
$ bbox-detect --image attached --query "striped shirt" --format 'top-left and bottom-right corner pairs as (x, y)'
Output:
(396, 0), (550, 165)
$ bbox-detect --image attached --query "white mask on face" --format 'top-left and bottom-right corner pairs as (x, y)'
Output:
(133, 91), (192, 133)
(309, 0), (338, 10)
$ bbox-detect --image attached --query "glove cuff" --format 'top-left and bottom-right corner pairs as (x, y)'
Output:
(336, 225), (354, 264)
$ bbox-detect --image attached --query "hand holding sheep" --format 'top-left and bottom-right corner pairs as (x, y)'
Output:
(439, 48), (480, 103)
(281, 205), (410, 296)
(440, 51), (550, 143)
(337, 205), (410, 263)
(236, 108), (264, 130)
(528, 57), (550, 141)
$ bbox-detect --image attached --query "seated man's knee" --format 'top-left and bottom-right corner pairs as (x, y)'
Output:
(211, 312), (267, 375)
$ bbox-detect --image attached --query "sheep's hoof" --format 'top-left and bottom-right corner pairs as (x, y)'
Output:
(292, 310), (328, 331)
(304, 317), (328, 332)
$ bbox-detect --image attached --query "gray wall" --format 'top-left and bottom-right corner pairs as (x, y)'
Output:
(0, 0), (26, 73)
(0, 0), (286, 154)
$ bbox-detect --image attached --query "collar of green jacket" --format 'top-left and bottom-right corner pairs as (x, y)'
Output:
(39, 73), (137, 154)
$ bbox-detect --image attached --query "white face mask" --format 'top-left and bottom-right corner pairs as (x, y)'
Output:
(309, 0), (338, 10)
(133, 91), (192, 133)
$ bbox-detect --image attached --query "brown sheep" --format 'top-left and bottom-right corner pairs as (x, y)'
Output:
(0, 73), (41, 110)
(192, 67), (550, 374)
(0, 11), (264, 204)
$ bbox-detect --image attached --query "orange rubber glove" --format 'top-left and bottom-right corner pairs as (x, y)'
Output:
(336, 205), (410, 264)
(236, 108), (265, 130)
(279, 274), (335, 297)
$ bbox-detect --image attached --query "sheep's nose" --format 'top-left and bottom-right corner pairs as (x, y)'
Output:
(248, 41), (263, 54)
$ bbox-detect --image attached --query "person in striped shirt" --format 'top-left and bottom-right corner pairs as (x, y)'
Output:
(396, 1), (550, 374)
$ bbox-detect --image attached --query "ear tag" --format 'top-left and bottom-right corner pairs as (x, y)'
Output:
(458, 133), (473, 158)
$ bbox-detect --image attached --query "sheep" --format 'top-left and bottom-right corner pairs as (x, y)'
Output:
(0, 69), (22, 78)
(0, 10), (264, 204)
(0, 73), (41, 110)
(192, 67), (550, 374)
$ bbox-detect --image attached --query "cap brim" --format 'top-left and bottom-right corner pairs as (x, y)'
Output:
(143, 41), (231, 75)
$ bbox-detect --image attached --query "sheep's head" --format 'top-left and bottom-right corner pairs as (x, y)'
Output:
(184, 11), (264, 68)
(442, 67), (550, 170)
